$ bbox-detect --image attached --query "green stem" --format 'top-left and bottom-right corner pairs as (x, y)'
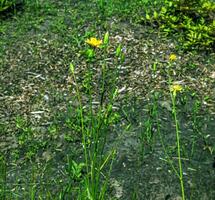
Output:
(166, 68), (185, 200)
(171, 95), (185, 200)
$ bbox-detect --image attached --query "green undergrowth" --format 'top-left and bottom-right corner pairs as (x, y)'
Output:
(141, 0), (215, 51)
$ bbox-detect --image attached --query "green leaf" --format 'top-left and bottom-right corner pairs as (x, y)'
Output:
(153, 11), (158, 19)
(70, 63), (75, 74)
(146, 13), (150, 20)
(86, 48), (95, 59)
(115, 44), (121, 57)
(161, 7), (167, 14)
(103, 31), (109, 45)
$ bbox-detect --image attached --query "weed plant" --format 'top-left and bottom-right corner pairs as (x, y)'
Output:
(144, 54), (186, 199)
(67, 32), (124, 199)
(163, 54), (185, 200)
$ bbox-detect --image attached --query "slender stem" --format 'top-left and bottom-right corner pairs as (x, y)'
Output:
(167, 68), (185, 200)
(171, 95), (185, 200)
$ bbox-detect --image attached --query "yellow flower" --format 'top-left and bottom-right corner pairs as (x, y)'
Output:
(85, 37), (102, 48)
(170, 84), (183, 96)
(169, 53), (177, 61)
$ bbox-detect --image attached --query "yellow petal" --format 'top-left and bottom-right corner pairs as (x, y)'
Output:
(85, 37), (102, 47)
(170, 84), (183, 93)
(169, 53), (177, 61)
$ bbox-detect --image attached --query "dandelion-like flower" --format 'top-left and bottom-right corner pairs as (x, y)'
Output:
(170, 84), (182, 96)
(169, 53), (177, 61)
(85, 37), (102, 48)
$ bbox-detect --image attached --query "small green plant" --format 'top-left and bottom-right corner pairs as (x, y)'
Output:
(191, 98), (214, 155)
(60, 158), (85, 198)
(69, 159), (85, 181)
(138, 99), (158, 159)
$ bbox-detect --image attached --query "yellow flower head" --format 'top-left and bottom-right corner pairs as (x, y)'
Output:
(169, 53), (177, 61)
(85, 37), (102, 48)
(170, 84), (182, 96)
